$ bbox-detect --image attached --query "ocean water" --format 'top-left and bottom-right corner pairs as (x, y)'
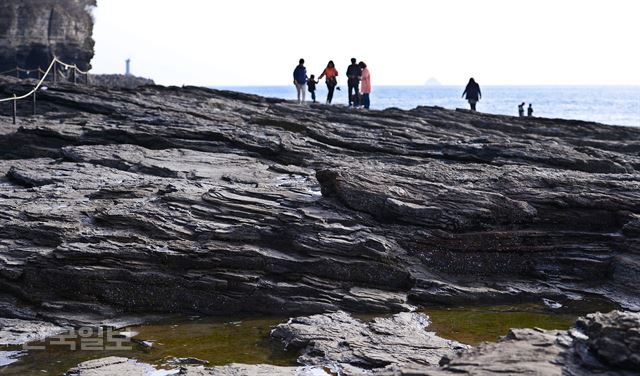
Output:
(217, 85), (640, 127)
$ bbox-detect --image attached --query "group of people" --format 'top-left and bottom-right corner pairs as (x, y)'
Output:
(462, 78), (535, 117)
(293, 58), (371, 109)
(518, 102), (534, 117)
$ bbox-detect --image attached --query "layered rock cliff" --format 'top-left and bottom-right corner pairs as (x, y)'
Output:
(0, 77), (639, 326)
(0, 0), (95, 73)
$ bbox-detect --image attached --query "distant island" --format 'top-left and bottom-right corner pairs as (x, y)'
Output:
(424, 77), (442, 86)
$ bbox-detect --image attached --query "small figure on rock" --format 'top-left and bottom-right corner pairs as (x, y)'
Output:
(528, 103), (534, 117)
(359, 61), (371, 109)
(518, 102), (525, 117)
(307, 75), (319, 103)
(318, 61), (339, 104)
(293, 58), (308, 104)
(462, 78), (481, 111)
(346, 58), (362, 107)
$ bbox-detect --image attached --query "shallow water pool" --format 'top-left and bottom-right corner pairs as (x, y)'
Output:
(0, 297), (616, 375)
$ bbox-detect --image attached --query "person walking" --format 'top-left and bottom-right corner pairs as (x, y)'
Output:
(359, 61), (371, 109)
(462, 78), (481, 111)
(527, 103), (534, 117)
(318, 61), (339, 104)
(292, 58), (307, 104)
(518, 102), (525, 117)
(346, 58), (362, 107)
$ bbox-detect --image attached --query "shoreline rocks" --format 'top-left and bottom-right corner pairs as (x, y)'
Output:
(61, 310), (640, 375)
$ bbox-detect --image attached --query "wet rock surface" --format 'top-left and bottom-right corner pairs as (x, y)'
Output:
(0, 77), (639, 324)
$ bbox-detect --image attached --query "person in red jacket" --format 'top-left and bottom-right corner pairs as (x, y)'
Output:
(318, 60), (339, 104)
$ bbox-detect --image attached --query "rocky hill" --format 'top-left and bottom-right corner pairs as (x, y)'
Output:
(0, 77), (639, 326)
(0, 0), (95, 73)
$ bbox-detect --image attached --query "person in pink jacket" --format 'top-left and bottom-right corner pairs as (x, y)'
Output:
(359, 61), (371, 109)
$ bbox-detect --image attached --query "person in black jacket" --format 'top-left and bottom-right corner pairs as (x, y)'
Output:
(346, 58), (362, 107)
(462, 77), (481, 111)
(307, 75), (319, 103)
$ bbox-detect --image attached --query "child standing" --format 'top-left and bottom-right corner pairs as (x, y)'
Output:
(307, 75), (319, 103)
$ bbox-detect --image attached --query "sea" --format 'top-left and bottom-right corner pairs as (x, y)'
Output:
(217, 86), (640, 127)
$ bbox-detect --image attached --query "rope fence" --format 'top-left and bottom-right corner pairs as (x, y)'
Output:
(0, 57), (90, 124)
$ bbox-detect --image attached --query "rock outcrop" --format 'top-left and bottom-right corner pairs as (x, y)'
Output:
(87, 74), (155, 89)
(271, 311), (468, 374)
(428, 310), (640, 376)
(0, 76), (639, 325)
(0, 0), (95, 73)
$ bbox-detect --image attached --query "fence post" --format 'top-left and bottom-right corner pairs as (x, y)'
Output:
(33, 90), (37, 116)
(53, 62), (57, 84)
(37, 67), (41, 80)
(73, 66), (77, 84)
(86, 72), (89, 85)
(12, 94), (17, 124)
(15, 66), (19, 79)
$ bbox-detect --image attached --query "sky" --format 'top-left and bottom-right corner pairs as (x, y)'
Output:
(91, 0), (640, 87)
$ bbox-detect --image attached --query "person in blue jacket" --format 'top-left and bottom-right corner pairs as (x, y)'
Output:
(293, 59), (308, 104)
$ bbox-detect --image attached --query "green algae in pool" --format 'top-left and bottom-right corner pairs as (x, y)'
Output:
(0, 315), (296, 376)
(422, 297), (617, 345)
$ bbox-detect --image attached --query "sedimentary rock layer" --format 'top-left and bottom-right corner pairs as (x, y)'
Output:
(0, 77), (639, 323)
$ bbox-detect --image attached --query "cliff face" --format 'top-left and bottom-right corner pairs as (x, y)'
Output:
(0, 0), (95, 73)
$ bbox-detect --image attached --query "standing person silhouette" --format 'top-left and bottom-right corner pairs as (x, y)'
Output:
(518, 102), (525, 117)
(346, 58), (362, 107)
(292, 59), (307, 104)
(462, 78), (481, 111)
(527, 103), (534, 117)
(359, 61), (371, 109)
(318, 61), (339, 104)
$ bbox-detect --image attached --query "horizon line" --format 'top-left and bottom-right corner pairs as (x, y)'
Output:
(211, 84), (640, 88)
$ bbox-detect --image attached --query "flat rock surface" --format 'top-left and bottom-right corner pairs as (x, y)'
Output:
(0, 77), (638, 323)
(271, 311), (468, 374)
(63, 356), (171, 376)
(0, 317), (65, 345)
